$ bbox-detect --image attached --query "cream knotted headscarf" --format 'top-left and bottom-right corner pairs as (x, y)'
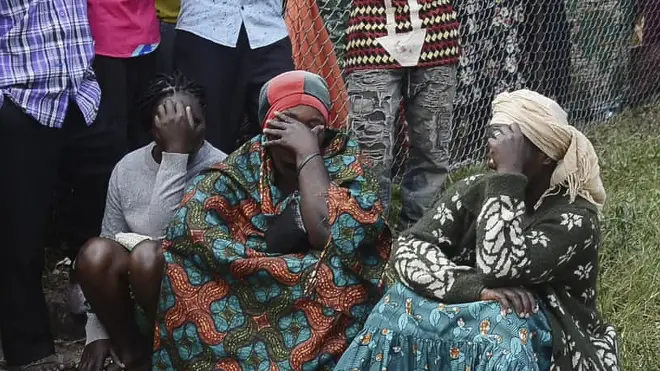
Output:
(489, 89), (606, 211)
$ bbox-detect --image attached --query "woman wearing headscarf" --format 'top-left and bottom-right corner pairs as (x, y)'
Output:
(151, 70), (392, 370)
(335, 90), (620, 371)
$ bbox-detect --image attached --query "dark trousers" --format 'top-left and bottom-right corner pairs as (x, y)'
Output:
(94, 53), (157, 151)
(174, 27), (294, 153)
(645, 0), (660, 45)
(155, 21), (177, 75)
(53, 54), (154, 259)
(0, 99), (124, 366)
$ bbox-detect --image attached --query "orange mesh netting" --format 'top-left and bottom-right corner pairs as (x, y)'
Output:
(285, 0), (349, 129)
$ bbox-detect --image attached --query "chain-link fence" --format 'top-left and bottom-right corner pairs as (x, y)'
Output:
(286, 0), (660, 178)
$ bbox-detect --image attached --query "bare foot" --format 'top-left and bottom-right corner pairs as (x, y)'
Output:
(110, 347), (151, 371)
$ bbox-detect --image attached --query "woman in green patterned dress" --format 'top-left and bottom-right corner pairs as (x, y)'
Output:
(335, 90), (620, 371)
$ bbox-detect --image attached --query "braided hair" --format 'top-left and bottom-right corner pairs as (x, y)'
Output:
(138, 71), (206, 131)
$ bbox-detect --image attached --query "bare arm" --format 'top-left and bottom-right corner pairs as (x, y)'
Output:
(296, 153), (331, 250)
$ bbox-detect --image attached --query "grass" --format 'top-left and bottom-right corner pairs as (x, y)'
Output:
(389, 103), (660, 370)
(589, 105), (660, 370)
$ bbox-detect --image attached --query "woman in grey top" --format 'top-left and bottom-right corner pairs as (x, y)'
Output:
(74, 73), (226, 371)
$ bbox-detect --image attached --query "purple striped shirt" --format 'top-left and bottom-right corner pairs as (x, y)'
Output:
(0, 0), (101, 128)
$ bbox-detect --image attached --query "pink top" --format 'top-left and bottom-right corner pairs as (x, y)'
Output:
(87, 0), (160, 58)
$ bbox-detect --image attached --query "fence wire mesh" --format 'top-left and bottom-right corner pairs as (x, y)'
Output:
(286, 0), (660, 179)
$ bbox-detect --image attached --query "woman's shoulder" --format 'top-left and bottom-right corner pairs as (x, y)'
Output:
(198, 141), (229, 165)
(542, 190), (601, 221)
(113, 143), (157, 175)
(441, 172), (493, 199)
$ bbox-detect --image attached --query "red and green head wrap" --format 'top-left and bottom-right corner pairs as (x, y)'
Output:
(258, 70), (332, 127)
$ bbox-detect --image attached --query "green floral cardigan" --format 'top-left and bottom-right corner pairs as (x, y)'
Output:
(387, 172), (620, 371)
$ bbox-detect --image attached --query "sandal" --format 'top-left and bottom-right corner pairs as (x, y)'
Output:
(106, 349), (150, 371)
(102, 358), (123, 371)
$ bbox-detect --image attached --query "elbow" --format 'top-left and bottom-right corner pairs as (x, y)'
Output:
(478, 263), (525, 283)
(392, 257), (413, 286)
(308, 226), (331, 251)
(476, 246), (529, 280)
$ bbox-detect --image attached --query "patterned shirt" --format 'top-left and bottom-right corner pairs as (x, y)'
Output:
(176, 0), (288, 49)
(0, 0), (100, 128)
(390, 172), (620, 371)
(345, 0), (460, 72)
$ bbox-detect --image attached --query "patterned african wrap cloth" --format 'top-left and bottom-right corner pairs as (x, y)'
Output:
(335, 282), (553, 371)
(152, 129), (392, 370)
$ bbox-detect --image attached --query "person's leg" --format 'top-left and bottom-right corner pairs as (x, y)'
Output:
(174, 30), (241, 153)
(54, 56), (128, 263)
(243, 35), (295, 137)
(644, 0), (660, 45)
(399, 65), (456, 231)
(126, 52), (158, 150)
(0, 99), (62, 368)
(155, 21), (177, 75)
(58, 102), (124, 262)
(93, 55), (130, 152)
(128, 240), (165, 324)
(346, 69), (404, 216)
(76, 238), (149, 368)
(54, 56), (127, 262)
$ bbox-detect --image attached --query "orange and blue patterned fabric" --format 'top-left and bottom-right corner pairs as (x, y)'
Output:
(152, 72), (392, 370)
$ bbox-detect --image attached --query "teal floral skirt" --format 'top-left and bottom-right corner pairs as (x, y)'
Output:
(334, 282), (553, 371)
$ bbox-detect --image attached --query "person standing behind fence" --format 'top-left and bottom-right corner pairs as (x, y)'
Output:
(173, 0), (295, 154)
(87, 0), (160, 151)
(345, 0), (460, 231)
(0, 1), (125, 369)
(155, 0), (180, 75)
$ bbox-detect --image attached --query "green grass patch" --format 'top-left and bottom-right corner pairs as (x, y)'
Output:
(389, 104), (660, 369)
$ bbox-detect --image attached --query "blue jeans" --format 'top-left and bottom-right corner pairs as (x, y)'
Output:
(347, 66), (457, 230)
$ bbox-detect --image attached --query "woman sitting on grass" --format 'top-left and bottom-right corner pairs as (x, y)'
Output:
(335, 90), (620, 371)
(149, 70), (391, 370)
(74, 73), (226, 371)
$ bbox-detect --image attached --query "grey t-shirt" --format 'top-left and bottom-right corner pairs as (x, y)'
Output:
(100, 141), (227, 239)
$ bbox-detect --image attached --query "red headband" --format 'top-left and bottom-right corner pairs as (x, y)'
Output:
(263, 94), (330, 128)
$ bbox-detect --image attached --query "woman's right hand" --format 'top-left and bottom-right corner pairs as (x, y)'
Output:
(153, 100), (197, 154)
(480, 287), (538, 318)
(78, 339), (112, 371)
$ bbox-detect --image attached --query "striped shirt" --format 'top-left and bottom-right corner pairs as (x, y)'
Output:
(345, 0), (460, 72)
(0, 0), (100, 128)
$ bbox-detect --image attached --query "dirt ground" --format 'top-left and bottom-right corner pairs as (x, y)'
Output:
(0, 253), (85, 370)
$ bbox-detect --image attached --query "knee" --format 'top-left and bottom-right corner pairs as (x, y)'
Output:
(128, 240), (164, 276)
(76, 237), (123, 277)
